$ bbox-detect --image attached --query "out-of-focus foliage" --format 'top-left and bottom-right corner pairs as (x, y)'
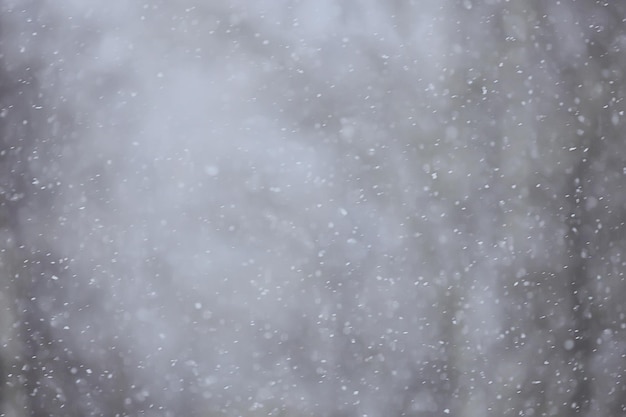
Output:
(1, 1), (626, 416)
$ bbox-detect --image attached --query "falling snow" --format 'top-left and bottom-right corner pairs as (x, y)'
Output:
(1, 1), (626, 417)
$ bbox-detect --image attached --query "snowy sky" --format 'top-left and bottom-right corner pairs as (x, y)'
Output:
(2, 1), (626, 416)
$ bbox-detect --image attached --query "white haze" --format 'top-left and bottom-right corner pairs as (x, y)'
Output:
(2, 1), (626, 416)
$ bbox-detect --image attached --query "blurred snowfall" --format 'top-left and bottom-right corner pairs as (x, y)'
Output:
(1, 1), (626, 416)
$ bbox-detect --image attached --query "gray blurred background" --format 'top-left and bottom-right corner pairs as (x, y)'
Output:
(1, 1), (626, 416)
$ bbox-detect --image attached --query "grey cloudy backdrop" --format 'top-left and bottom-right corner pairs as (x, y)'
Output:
(1, 1), (626, 416)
